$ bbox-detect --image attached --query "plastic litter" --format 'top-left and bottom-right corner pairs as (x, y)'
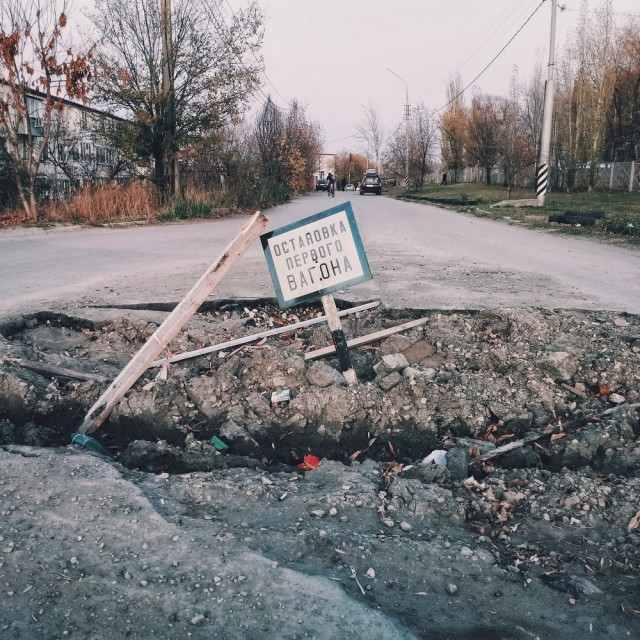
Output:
(70, 433), (112, 458)
(297, 454), (321, 471)
(211, 436), (229, 451)
(271, 389), (291, 404)
(421, 449), (447, 466)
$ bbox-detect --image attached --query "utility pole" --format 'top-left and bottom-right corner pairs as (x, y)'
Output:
(387, 69), (410, 191)
(536, 0), (557, 205)
(161, 0), (179, 195)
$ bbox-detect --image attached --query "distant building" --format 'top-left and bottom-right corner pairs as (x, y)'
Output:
(313, 153), (336, 188)
(0, 82), (135, 200)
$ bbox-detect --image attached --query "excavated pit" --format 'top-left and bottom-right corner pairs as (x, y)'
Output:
(1, 300), (639, 479)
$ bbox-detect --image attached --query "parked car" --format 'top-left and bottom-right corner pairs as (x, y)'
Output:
(359, 173), (382, 195)
(345, 183), (355, 191)
(315, 178), (328, 191)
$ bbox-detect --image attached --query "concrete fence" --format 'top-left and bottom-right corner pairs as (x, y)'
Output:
(433, 161), (638, 192)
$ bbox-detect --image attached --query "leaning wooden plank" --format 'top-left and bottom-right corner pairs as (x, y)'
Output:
(304, 316), (429, 361)
(150, 300), (381, 367)
(11, 358), (107, 382)
(78, 211), (268, 435)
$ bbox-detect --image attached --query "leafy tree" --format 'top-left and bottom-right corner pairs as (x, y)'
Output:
(0, 0), (95, 219)
(439, 76), (466, 182)
(284, 100), (322, 193)
(466, 93), (502, 184)
(91, 0), (263, 195)
(335, 151), (366, 184)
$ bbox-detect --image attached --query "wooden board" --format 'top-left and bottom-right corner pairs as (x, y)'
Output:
(149, 300), (381, 367)
(304, 316), (429, 360)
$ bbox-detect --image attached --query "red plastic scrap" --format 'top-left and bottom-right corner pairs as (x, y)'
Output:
(297, 455), (321, 471)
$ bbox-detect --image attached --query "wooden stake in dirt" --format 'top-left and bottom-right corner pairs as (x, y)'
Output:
(321, 293), (357, 385)
(78, 211), (268, 435)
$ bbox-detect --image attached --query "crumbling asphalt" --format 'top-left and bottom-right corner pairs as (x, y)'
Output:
(1, 301), (639, 639)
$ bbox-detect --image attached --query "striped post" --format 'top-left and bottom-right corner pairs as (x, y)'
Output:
(536, 163), (549, 198)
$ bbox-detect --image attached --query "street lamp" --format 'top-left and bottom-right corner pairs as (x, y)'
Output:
(387, 68), (409, 190)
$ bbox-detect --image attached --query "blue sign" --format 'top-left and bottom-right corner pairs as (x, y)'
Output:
(261, 201), (372, 308)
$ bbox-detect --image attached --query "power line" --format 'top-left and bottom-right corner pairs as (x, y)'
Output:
(434, 0), (546, 114)
(201, 0), (290, 112)
(223, 0), (290, 107)
(444, 0), (535, 87)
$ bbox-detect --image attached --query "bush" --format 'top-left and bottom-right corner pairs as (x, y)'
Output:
(259, 180), (291, 207)
(601, 218), (640, 236)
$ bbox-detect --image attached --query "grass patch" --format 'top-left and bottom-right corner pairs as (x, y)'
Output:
(157, 198), (217, 222)
(392, 183), (640, 244)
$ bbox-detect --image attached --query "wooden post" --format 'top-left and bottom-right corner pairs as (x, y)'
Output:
(305, 316), (429, 360)
(79, 211), (268, 434)
(320, 293), (357, 385)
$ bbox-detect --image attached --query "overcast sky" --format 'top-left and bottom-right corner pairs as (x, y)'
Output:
(71, 0), (639, 157)
(228, 0), (639, 156)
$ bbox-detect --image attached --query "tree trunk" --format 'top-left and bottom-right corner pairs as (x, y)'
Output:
(485, 166), (492, 184)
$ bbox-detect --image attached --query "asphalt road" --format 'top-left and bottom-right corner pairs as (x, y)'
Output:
(1, 190), (639, 316)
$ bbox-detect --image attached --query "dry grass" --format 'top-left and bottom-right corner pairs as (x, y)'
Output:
(0, 179), (277, 228)
(43, 182), (160, 224)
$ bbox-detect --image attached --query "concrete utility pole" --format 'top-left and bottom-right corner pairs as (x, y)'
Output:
(387, 68), (410, 190)
(161, 0), (180, 194)
(536, 0), (557, 205)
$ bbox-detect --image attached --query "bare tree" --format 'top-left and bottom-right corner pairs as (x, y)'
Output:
(520, 55), (545, 177)
(91, 0), (263, 195)
(0, 0), (95, 219)
(410, 103), (437, 188)
(604, 19), (640, 161)
(46, 110), (134, 189)
(498, 71), (537, 191)
(554, 0), (617, 189)
(355, 102), (385, 171)
(254, 96), (286, 184)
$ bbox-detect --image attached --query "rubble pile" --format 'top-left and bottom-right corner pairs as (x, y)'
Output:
(2, 304), (638, 469)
